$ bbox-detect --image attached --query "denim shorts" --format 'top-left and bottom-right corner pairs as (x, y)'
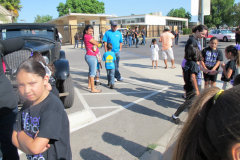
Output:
(85, 55), (97, 77)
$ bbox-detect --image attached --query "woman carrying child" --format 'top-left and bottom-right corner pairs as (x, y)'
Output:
(83, 25), (101, 93)
(201, 37), (223, 88)
(150, 39), (159, 69)
(12, 59), (72, 159)
(221, 45), (240, 90)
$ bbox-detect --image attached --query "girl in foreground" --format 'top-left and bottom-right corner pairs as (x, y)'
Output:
(172, 85), (240, 160)
(12, 59), (72, 160)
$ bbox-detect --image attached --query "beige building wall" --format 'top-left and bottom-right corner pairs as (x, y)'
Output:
(68, 16), (77, 44)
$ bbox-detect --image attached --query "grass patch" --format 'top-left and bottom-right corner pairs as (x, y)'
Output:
(147, 143), (158, 152)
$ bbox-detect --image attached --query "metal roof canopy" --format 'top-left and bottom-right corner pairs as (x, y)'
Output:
(48, 13), (112, 25)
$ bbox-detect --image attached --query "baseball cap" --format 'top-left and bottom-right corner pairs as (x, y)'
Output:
(111, 21), (117, 26)
(164, 26), (170, 30)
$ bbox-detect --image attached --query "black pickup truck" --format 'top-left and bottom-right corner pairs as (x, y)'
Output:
(0, 23), (74, 108)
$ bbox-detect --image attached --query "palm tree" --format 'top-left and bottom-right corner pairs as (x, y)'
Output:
(0, 0), (23, 22)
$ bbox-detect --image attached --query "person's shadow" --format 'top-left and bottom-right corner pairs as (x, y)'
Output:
(80, 147), (112, 160)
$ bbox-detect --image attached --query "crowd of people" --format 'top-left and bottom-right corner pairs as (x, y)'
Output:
(1, 21), (240, 160)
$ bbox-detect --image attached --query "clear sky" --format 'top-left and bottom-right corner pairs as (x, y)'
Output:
(18, 0), (240, 23)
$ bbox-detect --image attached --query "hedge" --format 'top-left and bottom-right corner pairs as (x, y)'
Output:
(182, 28), (192, 35)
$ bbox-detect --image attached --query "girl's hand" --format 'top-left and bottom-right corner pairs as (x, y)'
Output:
(210, 70), (219, 75)
(221, 63), (225, 68)
(40, 144), (51, 153)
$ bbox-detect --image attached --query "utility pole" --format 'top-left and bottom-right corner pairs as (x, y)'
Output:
(201, 0), (204, 49)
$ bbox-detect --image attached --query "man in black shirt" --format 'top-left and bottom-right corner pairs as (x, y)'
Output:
(135, 27), (139, 48)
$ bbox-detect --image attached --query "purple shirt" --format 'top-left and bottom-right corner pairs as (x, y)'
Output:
(181, 59), (187, 68)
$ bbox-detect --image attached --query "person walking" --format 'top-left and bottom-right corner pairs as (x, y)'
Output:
(135, 27), (139, 48)
(175, 29), (179, 46)
(132, 29), (135, 45)
(74, 33), (79, 49)
(79, 32), (84, 49)
(83, 25), (102, 93)
(103, 21), (123, 81)
(235, 26), (239, 45)
(141, 27), (146, 45)
(159, 26), (175, 69)
(128, 28), (133, 47)
(123, 29), (128, 46)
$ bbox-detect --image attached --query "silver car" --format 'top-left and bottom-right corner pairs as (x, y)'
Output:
(209, 29), (235, 42)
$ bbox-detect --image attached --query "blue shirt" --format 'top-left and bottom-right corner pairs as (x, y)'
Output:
(102, 30), (123, 52)
(96, 62), (100, 69)
(102, 51), (116, 69)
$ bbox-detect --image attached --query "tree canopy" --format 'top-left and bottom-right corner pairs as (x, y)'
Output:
(56, 0), (105, 17)
(203, 0), (234, 28)
(0, 0), (22, 22)
(167, 7), (192, 22)
(34, 15), (53, 23)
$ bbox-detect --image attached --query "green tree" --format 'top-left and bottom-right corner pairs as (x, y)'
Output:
(149, 12), (153, 15)
(231, 2), (240, 27)
(34, 15), (53, 23)
(0, 0), (22, 22)
(56, 0), (105, 17)
(203, 0), (234, 28)
(167, 7), (192, 22)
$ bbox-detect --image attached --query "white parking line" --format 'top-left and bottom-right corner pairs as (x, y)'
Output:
(70, 87), (169, 133)
(89, 106), (122, 109)
(74, 87), (97, 119)
(81, 91), (155, 95)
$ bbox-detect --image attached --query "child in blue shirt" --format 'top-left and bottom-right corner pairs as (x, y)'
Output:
(102, 43), (116, 89)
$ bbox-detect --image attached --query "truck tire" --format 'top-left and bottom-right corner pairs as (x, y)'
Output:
(60, 75), (74, 109)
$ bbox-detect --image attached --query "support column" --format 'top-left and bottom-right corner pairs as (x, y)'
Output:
(84, 20), (90, 25)
(56, 20), (65, 45)
(100, 17), (106, 34)
(68, 16), (77, 45)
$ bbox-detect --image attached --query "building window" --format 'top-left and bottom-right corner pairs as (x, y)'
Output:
(135, 18), (139, 23)
(118, 20), (121, 24)
(130, 19), (135, 23)
(122, 19), (125, 23)
(126, 19), (131, 23)
(140, 18), (145, 22)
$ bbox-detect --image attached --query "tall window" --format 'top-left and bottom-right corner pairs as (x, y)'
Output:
(122, 19), (125, 23)
(118, 20), (121, 24)
(135, 18), (139, 23)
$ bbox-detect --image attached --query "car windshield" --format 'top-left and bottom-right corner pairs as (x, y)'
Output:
(221, 30), (233, 34)
(1, 29), (54, 40)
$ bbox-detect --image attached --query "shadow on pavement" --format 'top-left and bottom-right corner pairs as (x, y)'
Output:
(80, 147), (112, 160)
(112, 100), (171, 121)
(102, 132), (154, 158)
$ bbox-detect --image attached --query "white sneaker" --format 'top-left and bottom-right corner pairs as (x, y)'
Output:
(115, 78), (117, 82)
(118, 77), (124, 81)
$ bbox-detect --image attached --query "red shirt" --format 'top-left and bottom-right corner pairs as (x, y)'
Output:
(84, 34), (99, 56)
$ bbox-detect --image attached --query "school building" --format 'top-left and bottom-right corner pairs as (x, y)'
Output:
(48, 12), (188, 45)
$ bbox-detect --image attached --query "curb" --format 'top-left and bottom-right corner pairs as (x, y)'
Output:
(69, 109), (94, 131)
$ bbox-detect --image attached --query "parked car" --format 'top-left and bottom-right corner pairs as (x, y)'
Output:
(209, 29), (235, 42)
(0, 23), (74, 108)
(206, 34), (214, 44)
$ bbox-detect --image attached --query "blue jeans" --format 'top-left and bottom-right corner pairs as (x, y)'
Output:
(80, 40), (83, 48)
(142, 36), (145, 45)
(136, 38), (139, 47)
(128, 36), (132, 46)
(0, 107), (19, 160)
(115, 52), (121, 80)
(85, 55), (97, 77)
(74, 40), (79, 48)
(124, 37), (128, 45)
(107, 69), (115, 85)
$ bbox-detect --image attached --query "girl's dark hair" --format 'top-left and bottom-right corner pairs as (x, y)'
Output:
(29, 51), (55, 75)
(83, 25), (93, 40)
(172, 85), (240, 160)
(210, 37), (218, 42)
(184, 44), (200, 62)
(233, 74), (240, 86)
(17, 59), (46, 78)
(150, 39), (157, 48)
(226, 45), (240, 67)
(192, 25), (208, 33)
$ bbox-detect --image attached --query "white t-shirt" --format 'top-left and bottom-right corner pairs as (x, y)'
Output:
(58, 32), (63, 40)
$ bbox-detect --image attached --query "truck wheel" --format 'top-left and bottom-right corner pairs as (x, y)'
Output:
(60, 75), (74, 109)
(223, 37), (228, 42)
